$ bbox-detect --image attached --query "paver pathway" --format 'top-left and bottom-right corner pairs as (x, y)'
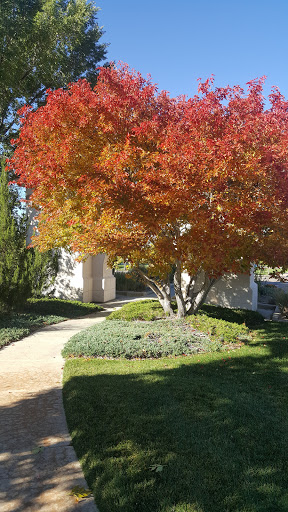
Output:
(0, 297), (135, 512)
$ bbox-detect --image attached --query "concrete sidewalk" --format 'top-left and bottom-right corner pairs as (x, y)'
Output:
(0, 296), (137, 512)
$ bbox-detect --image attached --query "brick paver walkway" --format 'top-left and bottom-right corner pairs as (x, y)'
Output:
(0, 297), (135, 512)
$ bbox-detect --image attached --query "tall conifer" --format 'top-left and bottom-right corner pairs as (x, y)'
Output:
(0, 161), (29, 310)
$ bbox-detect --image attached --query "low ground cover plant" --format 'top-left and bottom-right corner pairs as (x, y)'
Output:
(108, 299), (263, 327)
(0, 298), (102, 349)
(198, 303), (264, 327)
(0, 312), (66, 347)
(186, 314), (250, 344)
(63, 300), (256, 360)
(20, 297), (102, 317)
(62, 319), (220, 359)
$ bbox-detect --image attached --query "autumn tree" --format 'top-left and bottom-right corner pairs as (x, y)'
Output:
(9, 65), (288, 317)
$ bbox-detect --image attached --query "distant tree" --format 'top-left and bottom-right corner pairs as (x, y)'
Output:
(0, 0), (107, 150)
(10, 65), (288, 317)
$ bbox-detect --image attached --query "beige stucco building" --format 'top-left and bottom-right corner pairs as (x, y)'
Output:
(206, 272), (258, 311)
(49, 250), (116, 303)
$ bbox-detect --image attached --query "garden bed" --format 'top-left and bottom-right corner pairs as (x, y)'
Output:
(0, 298), (103, 349)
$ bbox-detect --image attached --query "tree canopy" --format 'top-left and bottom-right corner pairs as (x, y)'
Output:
(9, 64), (288, 316)
(0, 0), (107, 150)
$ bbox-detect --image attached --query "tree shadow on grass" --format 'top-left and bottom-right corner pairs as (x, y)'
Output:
(63, 330), (288, 512)
(251, 321), (288, 359)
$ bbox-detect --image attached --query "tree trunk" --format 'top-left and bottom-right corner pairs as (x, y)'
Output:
(185, 270), (217, 314)
(136, 268), (174, 317)
(174, 259), (187, 318)
(135, 266), (217, 318)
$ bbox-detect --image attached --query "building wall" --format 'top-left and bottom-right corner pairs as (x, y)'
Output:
(32, 246), (116, 303)
(206, 272), (258, 311)
(51, 254), (255, 308)
(48, 250), (84, 301)
(51, 252), (116, 303)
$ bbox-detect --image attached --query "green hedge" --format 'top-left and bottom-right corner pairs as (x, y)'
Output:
(198, 304), (264, 328)
(186, 314), (251, 344)
(114, 271), (147, 292)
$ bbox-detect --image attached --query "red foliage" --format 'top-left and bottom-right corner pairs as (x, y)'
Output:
(9, 63), (288, 277)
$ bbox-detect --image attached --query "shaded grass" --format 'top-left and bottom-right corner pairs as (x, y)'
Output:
(63, 321), (288, 512)
(20, 297), (102, 317)
(0, 298), (103, 348)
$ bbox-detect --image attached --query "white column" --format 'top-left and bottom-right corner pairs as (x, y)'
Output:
(82, 256), (93, 303)
(250, 266), (258, 311)
(83, 254), (116, 303)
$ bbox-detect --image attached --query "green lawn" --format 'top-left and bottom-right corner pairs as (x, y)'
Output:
(0, 298), (103, 348)
(63, 314), (288, 512)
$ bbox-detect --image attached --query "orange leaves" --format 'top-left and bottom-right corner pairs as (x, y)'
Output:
(8, 63), (288, 277)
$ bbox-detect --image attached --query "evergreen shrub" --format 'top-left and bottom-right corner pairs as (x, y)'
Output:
(0, 161), (29, 311)
(186, 314), (251, 344)
(0, 161), (60, 311)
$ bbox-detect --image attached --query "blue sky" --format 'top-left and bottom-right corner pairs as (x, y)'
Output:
(97, 0), (288, 103)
